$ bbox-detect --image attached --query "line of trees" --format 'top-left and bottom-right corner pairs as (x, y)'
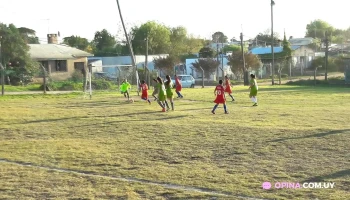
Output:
(2, 18), (349, 86)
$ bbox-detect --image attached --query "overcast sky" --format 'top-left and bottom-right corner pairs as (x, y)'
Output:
(0, 0), (348, 43)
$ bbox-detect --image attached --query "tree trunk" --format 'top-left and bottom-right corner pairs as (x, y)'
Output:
(6, 75), (10, 85)
(279, 69), (281, 85)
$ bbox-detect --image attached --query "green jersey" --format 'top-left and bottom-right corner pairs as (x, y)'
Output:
(165, 80), (174, 98)
(250, 79), (258, 90)
(157, 83), (166, 101)
(165, 80), (173, 92)
(120, 82), (131, 92)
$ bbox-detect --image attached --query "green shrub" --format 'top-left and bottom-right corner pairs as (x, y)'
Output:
(70, 70), (84, 82)
(40, 81), (83, 91)
(91, 79), (113, 90)
(281, 74), (288, 78)
(60, 82), (83, 91)
(40, 80), (113, 91)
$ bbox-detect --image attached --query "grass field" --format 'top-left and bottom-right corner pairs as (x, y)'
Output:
(0, 85), (349, 199)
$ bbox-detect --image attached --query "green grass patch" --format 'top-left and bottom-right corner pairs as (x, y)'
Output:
(4, 84), (42, 92)
(0, 85), (349, 199)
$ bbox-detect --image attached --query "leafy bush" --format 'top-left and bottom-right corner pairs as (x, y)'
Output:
(40, 79), (114, 91)
(60, 82), (83, 91)
(70, 70), (84, 82)
(40, 81), (82, 91)
(281, 74), (288, 78)
(91, 79), (113, 90)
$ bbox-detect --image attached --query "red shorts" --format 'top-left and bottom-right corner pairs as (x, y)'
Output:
(141, 93), (148, 99)
(176, 85), (182, 92)
(225, 87), (232, 94)
(214, 97), (225, 104)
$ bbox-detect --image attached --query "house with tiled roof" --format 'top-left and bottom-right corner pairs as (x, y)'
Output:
(29, 34), (93, 81)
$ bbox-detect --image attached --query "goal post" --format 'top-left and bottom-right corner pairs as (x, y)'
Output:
(114, 64), (139, 94)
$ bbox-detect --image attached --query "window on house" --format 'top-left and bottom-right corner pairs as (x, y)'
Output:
(55, 60), (67, 72)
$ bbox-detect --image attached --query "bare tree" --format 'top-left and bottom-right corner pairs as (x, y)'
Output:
(191, 58), (219, 82)
(228, 51), (261, 80)
(153, 56), (178, 76)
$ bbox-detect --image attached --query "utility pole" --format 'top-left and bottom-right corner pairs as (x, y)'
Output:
(145, 37), (150, 87)
(0, 36), (4, 96)
(324, 31), (329, 81)
(240, 32), (248, 85)
(314, 27), (317, 53)
(221, 42), (224, 78)
(116, 0), (140, 95)
(216, 42), (219, 81)
(271, 0), (275, 85)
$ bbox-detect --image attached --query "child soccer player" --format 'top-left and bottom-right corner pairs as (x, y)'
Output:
(249, 74), (259, 106)
(174, 75), (183, 98)
(140, 80), (151, 104)
(156, 77), (167, 112)
(120, 79), (131, 101)
(165, 75), (174, 111)
(224, 75), (235, 101)
(152, 78), (159, 101)
(212, 80), (228, 114)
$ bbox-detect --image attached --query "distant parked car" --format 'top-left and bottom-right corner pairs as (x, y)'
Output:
(94, 72), (117, 81)
(172, 75), (195, 88)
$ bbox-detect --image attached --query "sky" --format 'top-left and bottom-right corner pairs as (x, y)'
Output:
(0, 0), (349, 44)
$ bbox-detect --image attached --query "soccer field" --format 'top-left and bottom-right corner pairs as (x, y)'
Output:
(0, 85), (349, 199)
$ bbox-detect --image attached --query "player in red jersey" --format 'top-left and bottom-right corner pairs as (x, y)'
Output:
(212, 80), (228, 114)
(140, 80), (151, 104)
(174, 75), (183, 98)
(224, 75), (235, 101)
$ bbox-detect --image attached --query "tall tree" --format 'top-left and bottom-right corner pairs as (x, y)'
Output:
(131, 21), (171, 55)
(278, 32), (293, 84)
(153, 56), (178, 76)
(199, 47), (214, 58)
(169, 26), (187, 56)
(254, 29), (280, 46)
(222, 45), (240, 53)
(17, 27), (39, 44)
(227, 52), (261, 79)
(191, 58), (219, 81)
(0, 23), (38, 85)
(305, 20), (335, 39)
(212, 32), (228, 43)
(63, 35), (90, 51)
(184, 36), (206, 55)
(92, 29), (118, 56)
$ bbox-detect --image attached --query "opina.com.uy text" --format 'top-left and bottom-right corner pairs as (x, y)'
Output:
(262, 182), (335, 189)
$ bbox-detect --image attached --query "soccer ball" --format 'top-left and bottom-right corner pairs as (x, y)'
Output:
(129, 99), (134, 103)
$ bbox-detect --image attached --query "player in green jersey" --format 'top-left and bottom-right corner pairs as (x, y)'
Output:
(249, 74), (258, 106)
(164, 75), (174, 111)
(120, 79), (131, 101)
(156, 77), (167, 112)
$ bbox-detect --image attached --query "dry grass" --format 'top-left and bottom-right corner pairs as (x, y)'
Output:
(0, 85), (349, 199)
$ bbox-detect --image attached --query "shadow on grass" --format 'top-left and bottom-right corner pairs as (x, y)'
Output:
(303, 169), (350, 182)
(269, 129), (350, 142)
(178, 108), (212, 111)
(20, 111), (162, 124)
(69, 115), (188, 128)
